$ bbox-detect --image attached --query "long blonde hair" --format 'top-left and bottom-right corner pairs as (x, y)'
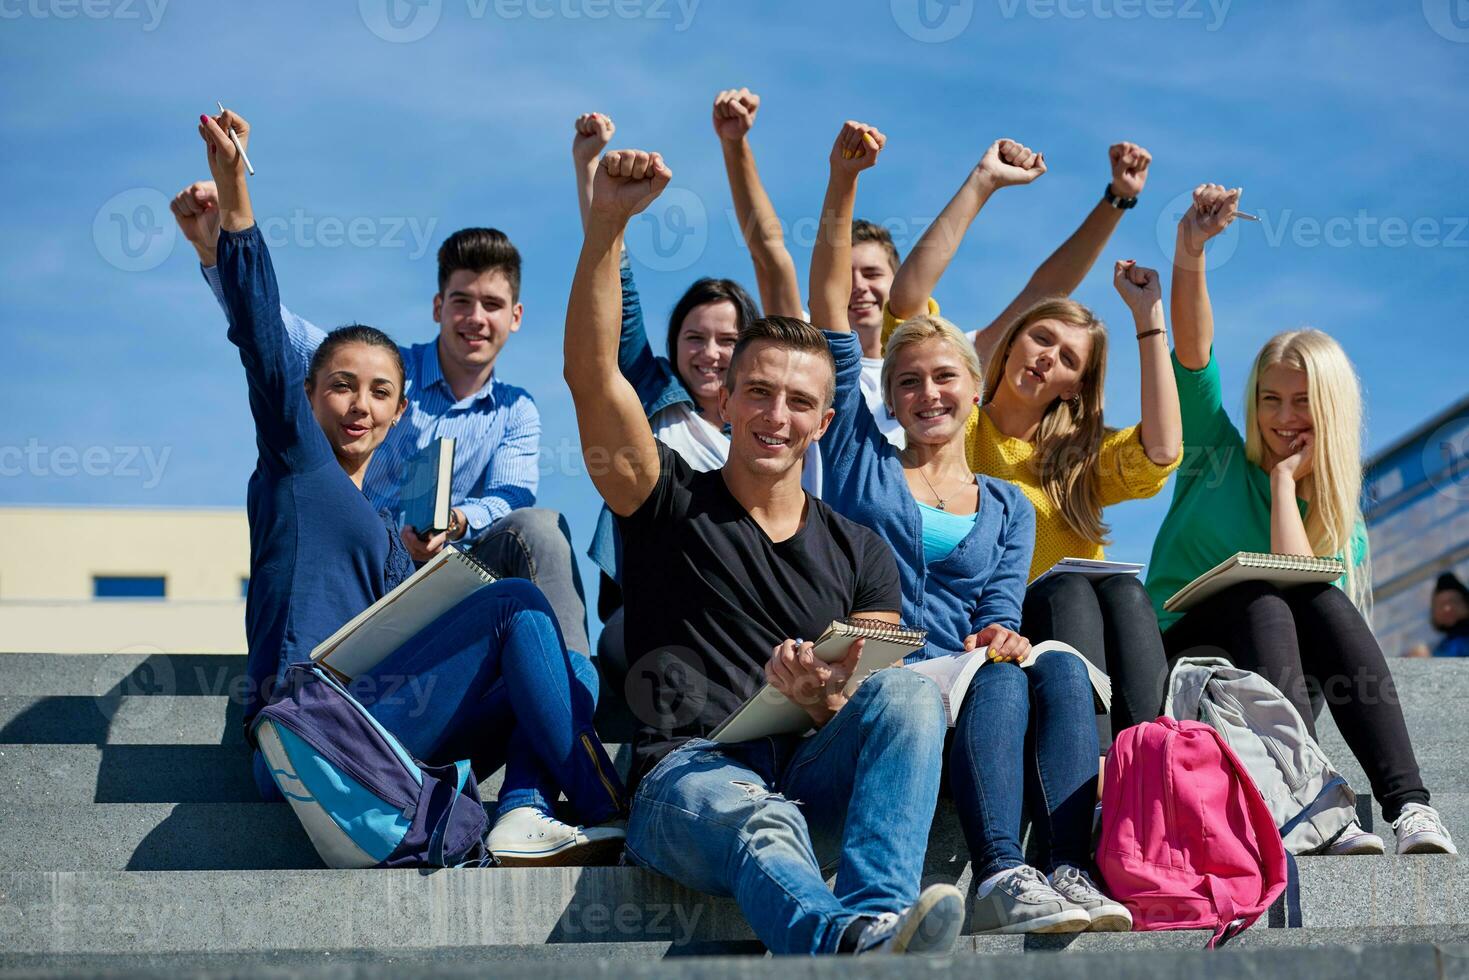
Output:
(881, 314), (985, 413)
(1243, 329), (1372, 615)
(983, 298), (1112, 544)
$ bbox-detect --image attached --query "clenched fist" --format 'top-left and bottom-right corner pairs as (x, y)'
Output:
(712, 88), (760, 142)
(591, 149), (673, 223)
(976, 138), (1047, 190)
(572, 112), (616, 167)
(1178, 183), (1242, 255)
(1108, 141), (1152, 199)
(830, 120), (886, 174)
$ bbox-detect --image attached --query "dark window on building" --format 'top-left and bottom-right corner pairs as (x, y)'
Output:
(93, 576), (166, 599)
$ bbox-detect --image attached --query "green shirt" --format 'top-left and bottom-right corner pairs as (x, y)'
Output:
(1144, 350), (1366, 632)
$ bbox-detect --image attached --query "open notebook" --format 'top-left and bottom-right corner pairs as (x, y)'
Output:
(310, 546), (498, 680)
(709, 618), (928, 743)
(1164, 552), (1346, 614)
(907, 640), (1111, 726)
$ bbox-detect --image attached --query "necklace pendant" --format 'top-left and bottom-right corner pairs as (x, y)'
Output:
(937, 500), (946, 511)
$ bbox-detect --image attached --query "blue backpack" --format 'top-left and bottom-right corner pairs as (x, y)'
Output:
(251, 662), (490, 868)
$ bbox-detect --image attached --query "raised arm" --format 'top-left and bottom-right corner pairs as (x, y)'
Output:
(1172, 183), (1241, 371)
(200, 111), (329, 473)
(564, 150), (671, 517)
(973, 143), (1152, 363)
(713, 88), (804, 318)
(887, 138), (1046, 327)
(810, 120), (886, 335)
(572, 112), (615, 232)
(1112, 260), (1182, 465)
(172, 178), (328, 364)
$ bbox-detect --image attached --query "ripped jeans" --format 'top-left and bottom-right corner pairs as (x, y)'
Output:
(623, 669), (947, 955)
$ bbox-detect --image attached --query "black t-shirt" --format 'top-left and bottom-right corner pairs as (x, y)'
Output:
(616, 442), (903, 785)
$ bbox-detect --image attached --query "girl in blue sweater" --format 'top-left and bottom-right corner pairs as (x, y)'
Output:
(198, 109), (624, 865)
(809, 121), (1124, 935)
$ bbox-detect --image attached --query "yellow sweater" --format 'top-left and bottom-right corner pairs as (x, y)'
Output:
(883, 298), (1181, 581)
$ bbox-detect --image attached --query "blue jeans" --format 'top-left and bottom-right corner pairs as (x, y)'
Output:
(255, 579), (625, 824)
(950, 651), (1099, 880)
(624, 669), (947, 955)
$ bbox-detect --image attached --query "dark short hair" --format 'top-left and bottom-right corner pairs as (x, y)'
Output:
(725, 316), (837, 409)
(306, 324), (406, 395)
(436, 227), (522, 301)
(666, 277), (760, 392)
(852, 219), (900, 274)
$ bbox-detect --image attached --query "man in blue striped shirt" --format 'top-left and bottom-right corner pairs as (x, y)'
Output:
(175, 182), (589, 655)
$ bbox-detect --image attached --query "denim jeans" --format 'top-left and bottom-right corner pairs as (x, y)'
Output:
(354, 578), (623, 824)
(624, 669), (946, 955)
(471, 508), (591, 659)
(950, 651), (1099, 880)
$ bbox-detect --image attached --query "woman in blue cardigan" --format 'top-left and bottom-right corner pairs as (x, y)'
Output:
(198, 109), (625, 866)
(808, 121), (1125, 936)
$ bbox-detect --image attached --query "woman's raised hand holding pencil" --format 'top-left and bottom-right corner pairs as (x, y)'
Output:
(198, 108), (254, 232)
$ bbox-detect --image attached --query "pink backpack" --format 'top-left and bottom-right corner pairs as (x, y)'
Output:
(1097, 716), (1288, 947)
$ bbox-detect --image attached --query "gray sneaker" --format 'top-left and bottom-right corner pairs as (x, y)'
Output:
(854, 883), (965, 954)
(1048, 865), (1133, 931)
(1393, 803), (1458, 855)
(969, 865), (1091, 934)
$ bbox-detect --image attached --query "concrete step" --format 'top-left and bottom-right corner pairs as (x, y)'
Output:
(0, 696), (245, 745)
(4, 929), (1469, 973)
(2, 860), (1464, 955)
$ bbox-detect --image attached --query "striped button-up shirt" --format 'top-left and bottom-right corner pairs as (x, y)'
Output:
(204, 265), (539, 542)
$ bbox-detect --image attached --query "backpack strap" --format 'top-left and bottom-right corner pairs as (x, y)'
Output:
(426, 759), (476, 868)
(1280, 776), (1348, 841)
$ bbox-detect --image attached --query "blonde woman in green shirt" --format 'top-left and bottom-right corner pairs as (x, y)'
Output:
(1144, 184), (1455, 856)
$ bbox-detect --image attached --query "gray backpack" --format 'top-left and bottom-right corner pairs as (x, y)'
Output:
(1164, 657), (1357, 855)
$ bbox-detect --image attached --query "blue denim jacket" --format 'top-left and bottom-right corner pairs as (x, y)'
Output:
(587, 258), (696, 581)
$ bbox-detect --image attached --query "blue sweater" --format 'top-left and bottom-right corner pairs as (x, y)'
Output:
(819, 331), (1035, 657)
(216, 225), (414, 732)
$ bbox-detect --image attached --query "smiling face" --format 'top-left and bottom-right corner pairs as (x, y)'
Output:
(1255, 363), (1313, 466)
(433, 267), (522, 374)
(305, 342), (406, 472)
(849, 241), (894, 336)
(888, 336), (979, 448)
(675, 300), (741, 409)
(999, 317), (1093, 409)
(719, 340), (835, 479)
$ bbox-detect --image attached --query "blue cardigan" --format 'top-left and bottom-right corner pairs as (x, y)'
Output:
(819, 331), (1035, 657)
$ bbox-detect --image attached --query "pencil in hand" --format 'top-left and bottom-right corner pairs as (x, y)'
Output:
(216, 101), (255, 176)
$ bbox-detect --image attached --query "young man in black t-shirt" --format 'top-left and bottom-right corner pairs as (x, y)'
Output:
(563, 147), (958, 956)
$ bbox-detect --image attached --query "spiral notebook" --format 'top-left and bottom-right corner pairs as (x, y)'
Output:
(1164, 551), (1346, 614)
(310, 546), (498, 680)
(709, 618), (928, 743)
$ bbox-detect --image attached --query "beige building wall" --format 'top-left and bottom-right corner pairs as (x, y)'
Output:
(0, 507), (250, 653)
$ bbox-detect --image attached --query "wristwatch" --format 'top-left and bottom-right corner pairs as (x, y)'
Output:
(1104, 183), (1138, 211)
(446, 509), (463, 540)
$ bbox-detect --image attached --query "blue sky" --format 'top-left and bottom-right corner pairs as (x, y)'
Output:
(3, 0), (1467, 628)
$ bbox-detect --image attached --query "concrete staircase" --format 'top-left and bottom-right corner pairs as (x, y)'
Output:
(3, 652), (1468, 977)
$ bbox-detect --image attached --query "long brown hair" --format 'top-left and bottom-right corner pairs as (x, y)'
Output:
(982, 297), (1111, 544)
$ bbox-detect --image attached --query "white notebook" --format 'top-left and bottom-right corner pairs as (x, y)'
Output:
(1164, 551), (1346, 614)
(709, 619), (927, 744)
(1029, 557), (1144, 586)
(907, 640), (1111, 726)
(310, 546), (498, 680)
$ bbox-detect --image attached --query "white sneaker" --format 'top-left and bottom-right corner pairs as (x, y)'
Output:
(968, 866), (1091, 934)
(1047, 865), (1133, 932)
(486, 806), (626, 866)
(854, 884), (965, 954)
(1392, 803), (1458, 855)
(1324, 821), (1385, 856)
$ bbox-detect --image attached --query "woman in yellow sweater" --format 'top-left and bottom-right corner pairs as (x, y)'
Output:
(886, 140), (1183, 746)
